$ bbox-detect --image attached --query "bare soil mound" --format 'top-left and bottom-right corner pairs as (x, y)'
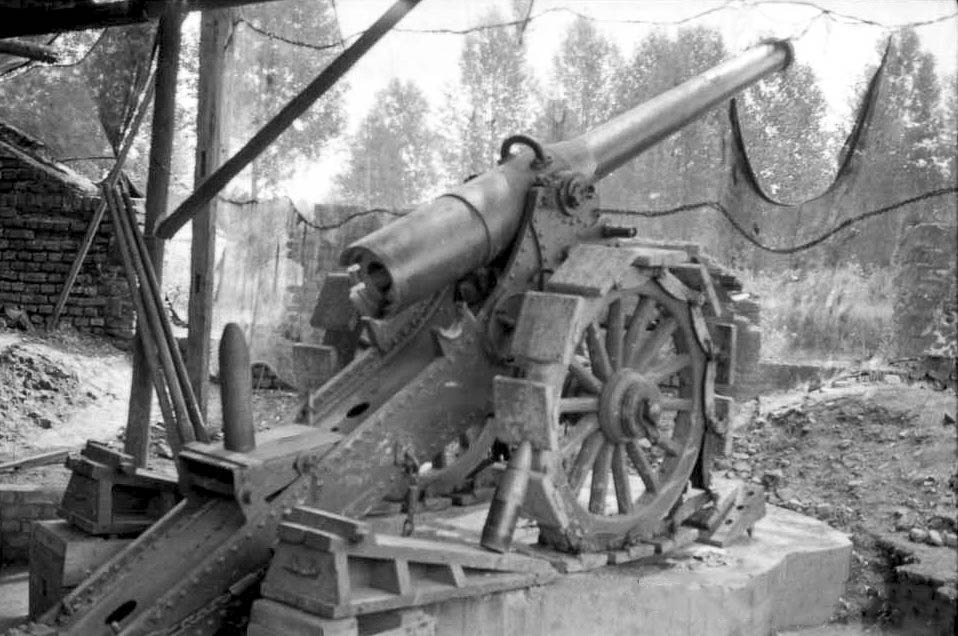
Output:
(728, 379), (957, 629)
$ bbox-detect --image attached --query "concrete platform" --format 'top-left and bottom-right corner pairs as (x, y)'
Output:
(406, 504), (852, 636)
(3, 505), (850, 635)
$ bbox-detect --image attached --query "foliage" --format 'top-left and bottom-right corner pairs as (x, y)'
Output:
(445, 10), (537, 178)
(739, 63), (835, 203)
(83, 24), (155, 153)
(0, 30), (135, 182)
(845, 29), (951, 266)
(600, 27), (729, 250)
(334, 79), (438, 209)
(736, 60), (837, 270)
(231, 0), (346, 196)
(0, 65), (111, 179)
(541, 16), (623, 140)
(742, 264), (896, 361)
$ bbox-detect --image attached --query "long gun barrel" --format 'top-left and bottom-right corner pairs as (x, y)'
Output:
(343, 40), (793, 317)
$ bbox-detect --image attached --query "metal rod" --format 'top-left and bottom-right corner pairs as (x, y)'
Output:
(156, 0), (423, 239)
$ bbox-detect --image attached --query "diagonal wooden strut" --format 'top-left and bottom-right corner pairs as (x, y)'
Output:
(156, 0), (423, 239)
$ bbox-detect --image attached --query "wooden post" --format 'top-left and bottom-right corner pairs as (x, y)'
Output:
(188, 9), (233, 419)
(157, 0), (423, 238)
(125, 8), (183, 466)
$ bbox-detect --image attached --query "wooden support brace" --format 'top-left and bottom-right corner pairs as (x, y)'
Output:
(157, 0), (424, 239)
(104, 186), (182, 455)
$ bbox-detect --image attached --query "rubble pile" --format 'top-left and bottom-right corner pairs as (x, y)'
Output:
(0, 343), (80, 442)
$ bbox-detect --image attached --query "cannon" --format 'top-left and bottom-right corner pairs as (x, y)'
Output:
(32, 40), (792, 634)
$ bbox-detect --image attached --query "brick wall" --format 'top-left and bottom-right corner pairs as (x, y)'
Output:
(0, 138), (133, 340)
(0, 484), (62, 564)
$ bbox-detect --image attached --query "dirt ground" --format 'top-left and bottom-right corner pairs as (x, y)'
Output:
(0, 330), (301, 487)
(726, 375), (957, 631)
(1, 330), (955, 633)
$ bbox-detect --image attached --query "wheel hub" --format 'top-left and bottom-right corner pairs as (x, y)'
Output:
(598, 369), (662, 443)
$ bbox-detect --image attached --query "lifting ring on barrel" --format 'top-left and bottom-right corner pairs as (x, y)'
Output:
(499, 134), (550, 168)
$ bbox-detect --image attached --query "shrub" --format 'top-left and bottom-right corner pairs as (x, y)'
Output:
(740, 264), (895, 362)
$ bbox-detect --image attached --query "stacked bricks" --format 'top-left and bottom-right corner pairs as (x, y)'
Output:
(0, 128), (133, 341)
(0, 484), (62, 564)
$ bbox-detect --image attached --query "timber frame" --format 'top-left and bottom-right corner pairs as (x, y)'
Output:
(0, 0), (284, 38)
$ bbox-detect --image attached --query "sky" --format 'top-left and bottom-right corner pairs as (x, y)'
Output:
(260, 0), (958, 200)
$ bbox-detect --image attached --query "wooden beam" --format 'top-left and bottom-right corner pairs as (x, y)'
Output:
(105, 185), (183, 455)
(186, 8), (233, 420)
(156, 0), (423, 239)
(0, 0), (285, 38)
(125, 8), (183, 466)
(0, 38), (59, 62)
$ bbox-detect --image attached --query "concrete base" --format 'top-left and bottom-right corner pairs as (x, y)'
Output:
(416, 505), (850, 636)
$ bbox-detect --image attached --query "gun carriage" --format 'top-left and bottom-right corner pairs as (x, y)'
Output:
(30, 39), (792, 635)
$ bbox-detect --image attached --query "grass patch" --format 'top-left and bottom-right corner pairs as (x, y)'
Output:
(741, 264), (896, 362)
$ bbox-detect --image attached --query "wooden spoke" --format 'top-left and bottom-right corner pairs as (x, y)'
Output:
(625, 440), (659, 494)
(612, 444), (634, 514)
(655, 436), (683, 457)
(568, 429), (604, 492)
(569, 361), (603, 394)
(560, 396), (599, 414)
(630, 316), (677, 370)
(660, 396), (693, 412)
(585, 322), (613, 381)
(560, 414), (599, 458)
(589, 442), (614, 514)
(647, 353), (691, 383)
(606, 299), (625, 370)
(623, 297), (657, 365)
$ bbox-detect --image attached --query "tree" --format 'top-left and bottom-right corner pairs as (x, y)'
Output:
(446, 10), (537, 178)
(0, 30), (137, 182)
(600, 27), (729, 251)
(847, 29), (949, 266)
(544, 16), (623, 140)
(736, 60), (836, 269)
(739, 63), (834, 203)
(231, 0), (346, 196)
(334, 79), (439, 209)
(943, 73), (957, 185)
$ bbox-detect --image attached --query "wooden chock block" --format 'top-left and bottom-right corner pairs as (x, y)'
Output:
(29, 520), (132, 619)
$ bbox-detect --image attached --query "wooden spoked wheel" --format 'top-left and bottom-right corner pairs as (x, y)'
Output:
(536, 279), (708, 552)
